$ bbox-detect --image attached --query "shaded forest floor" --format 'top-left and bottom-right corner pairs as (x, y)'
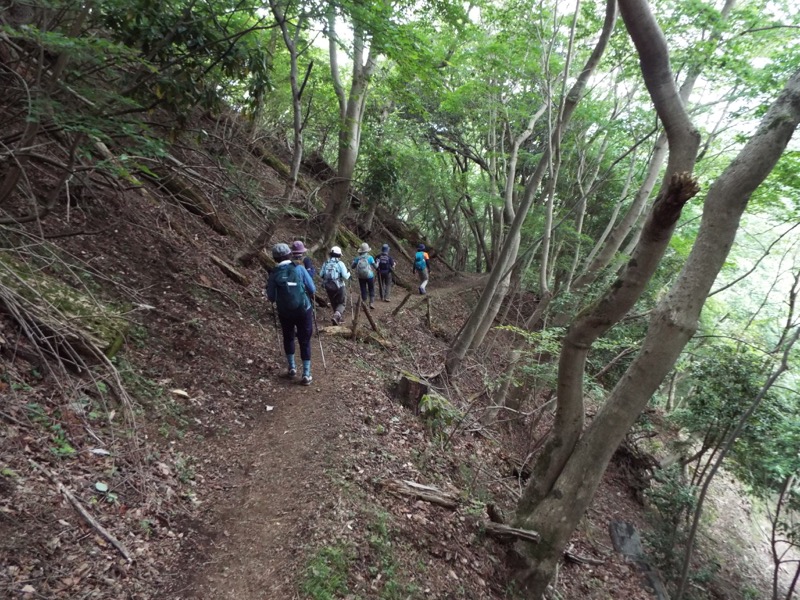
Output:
(0, 126), (788, 600)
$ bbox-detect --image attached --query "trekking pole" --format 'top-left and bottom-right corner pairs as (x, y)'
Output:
(271, 302), (282, 354)
(311, 303), (327, 371)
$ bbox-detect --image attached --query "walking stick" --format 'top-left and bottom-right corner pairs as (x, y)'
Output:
(270, 302), (282, 354)
(311, 302), (327, 371)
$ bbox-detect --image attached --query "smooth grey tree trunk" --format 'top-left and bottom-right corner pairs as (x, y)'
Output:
(321, 7), (376, 249)
(512, 0), (800, 592)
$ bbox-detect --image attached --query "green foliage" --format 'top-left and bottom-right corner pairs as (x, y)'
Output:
(365, 511), (421, 599)
(418, 393), (460, 435)
(670, 346), (767, 453)
(730, 384), (800, 496)
(362, 147), (399, 203)
(495, 325), (565, 390)
(48, 423), (78, 458)
(301, 545), (353, 599)
(644, 465), (705, 593)
(24, 403), (78, 458)
(98, 0), (276, 117)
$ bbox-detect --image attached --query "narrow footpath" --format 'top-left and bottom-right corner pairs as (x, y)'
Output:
(166, 288), (414, 598)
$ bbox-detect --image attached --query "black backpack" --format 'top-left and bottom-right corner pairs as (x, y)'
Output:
(273, 264), (307, 317)
(377, 253), (392, 274)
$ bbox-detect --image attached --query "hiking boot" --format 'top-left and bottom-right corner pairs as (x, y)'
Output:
(418, 286), (425, 295)
(369, 302), (375, 309)
(332, 311), (341, 325)
(384, 298), (390, 302)
(301, 374), (312, 386)
(282, 368), (297, 379)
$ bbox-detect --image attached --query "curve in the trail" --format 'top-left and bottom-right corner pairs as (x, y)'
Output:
(166, 285), (416, 599)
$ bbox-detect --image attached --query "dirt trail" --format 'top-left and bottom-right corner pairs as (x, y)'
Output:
(166, 282), (441, 599)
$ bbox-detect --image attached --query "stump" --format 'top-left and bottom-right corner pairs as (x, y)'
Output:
(396, 372), (429, 413)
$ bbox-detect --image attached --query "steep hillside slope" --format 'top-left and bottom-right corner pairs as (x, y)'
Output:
(1, 108), (784, 600)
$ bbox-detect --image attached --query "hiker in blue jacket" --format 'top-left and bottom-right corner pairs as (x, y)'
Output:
(351, 242), (377, 309)
(266, 243), (315, 385)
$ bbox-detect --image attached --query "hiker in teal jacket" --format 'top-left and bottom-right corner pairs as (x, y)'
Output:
(351, 242), (377, 309)
(266, 243), (315, 385)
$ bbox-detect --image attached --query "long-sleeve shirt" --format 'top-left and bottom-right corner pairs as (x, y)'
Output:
(321, 258), (351, 282)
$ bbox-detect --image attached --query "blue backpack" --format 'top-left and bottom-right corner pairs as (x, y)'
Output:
(414, 251), (427, 271)
(273, 264), (307, 317)
(322, 260), (343, 293)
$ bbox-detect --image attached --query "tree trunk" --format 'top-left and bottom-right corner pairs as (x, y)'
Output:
(512, 1), (800, 591)
(321, 9), (376, 249)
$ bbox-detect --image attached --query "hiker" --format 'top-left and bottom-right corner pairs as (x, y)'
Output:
(266, 243), (315, 385)
(320, 245), (351, 325)
(351, 242), (377, 309)
(413, 243), (430, 294)
(291, 240), (316, 278)
(376, 243), (396, 302)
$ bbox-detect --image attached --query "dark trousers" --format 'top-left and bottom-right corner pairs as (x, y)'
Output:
(378, 272), (392, 299)
(358, 277), (375, 303)
(279, 307), (313, 360)
(326, 285), (346, 315)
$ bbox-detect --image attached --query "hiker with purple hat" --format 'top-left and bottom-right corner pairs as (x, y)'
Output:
(290, 240), (316, 279)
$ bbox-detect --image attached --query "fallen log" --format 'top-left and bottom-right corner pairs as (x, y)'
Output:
(379, 221), (413, 263)
(361, 301), (381, 334)
(391, 292), (413, 316)
(210, 255), (249, 286)
(143, 169), (237, 238)
(384, 479), (459, 509)
(482, 522), (541, 544)
(564, 550), (605, 566)
(322, 324), (390, 347)
(235, 223), (276, 267)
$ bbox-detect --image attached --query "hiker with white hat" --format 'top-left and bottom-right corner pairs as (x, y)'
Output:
(319, 246), (351, 325)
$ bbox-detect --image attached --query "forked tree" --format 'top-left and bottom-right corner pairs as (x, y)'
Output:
(510, 0), (800, 595)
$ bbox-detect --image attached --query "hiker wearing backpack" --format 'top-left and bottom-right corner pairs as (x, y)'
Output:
(376, 243), (396, 302)
(413, 243), (430, 294)
(320, 245), (351, 325)
(266, 243), (316, 385)
(291, 240), (316, 278)
(351, 242), (377, 309)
